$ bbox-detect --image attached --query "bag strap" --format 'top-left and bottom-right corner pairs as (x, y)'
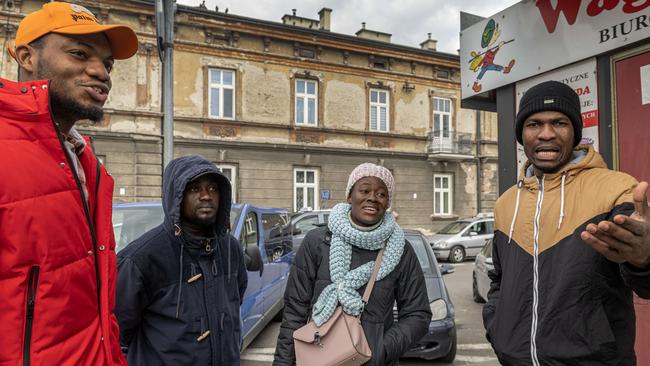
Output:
(361, 248), (384, 304)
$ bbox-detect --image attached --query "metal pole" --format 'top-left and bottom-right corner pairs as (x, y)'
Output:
(476, 110), (482, 214)
(158, 0), (175, 168)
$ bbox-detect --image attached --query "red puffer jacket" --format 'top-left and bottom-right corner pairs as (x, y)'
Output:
(0, 78), (125, 366)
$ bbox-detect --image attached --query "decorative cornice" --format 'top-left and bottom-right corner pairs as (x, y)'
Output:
(77, 127), (434, 160)
(181, 115), (427, 141)
(173, 41), (460, 88)
(174, 4), (460, 66)
(262, 36), (271, 52)
(205, 27), (228, 44)
(228, 31), (240, 47)
(174, 136), (429, 159)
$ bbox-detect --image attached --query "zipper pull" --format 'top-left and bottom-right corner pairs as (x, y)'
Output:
(26, 266), (40, 319)
(205, 241), (211, 252)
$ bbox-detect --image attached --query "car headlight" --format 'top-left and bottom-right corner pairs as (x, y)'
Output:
(430, 299), (448, 321)
(433, 240), (448, 249)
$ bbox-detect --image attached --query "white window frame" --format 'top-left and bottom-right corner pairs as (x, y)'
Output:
(293, 168), (319, 212)
(433, 174), (453, 215)
(208, 68), (235, 120)
(369, 88), (389, 132)
(433, 97), (452, 137)
(216, 164), (237, 203)
(295, 79), (318, 126)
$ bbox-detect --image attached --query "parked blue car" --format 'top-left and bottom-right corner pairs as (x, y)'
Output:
(112, 202), (293, 350)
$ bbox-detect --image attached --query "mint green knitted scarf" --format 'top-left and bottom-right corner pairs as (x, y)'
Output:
(311, 203), (405, 326)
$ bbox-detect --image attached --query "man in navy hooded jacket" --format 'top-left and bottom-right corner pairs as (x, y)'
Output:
(116, 155), (248, 365)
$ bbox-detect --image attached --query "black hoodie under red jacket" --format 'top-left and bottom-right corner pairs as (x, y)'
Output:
(485, 146), (650, 366)
(115, 155), (247, 365)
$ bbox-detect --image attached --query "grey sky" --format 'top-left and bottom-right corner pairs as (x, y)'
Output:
(177, 0), (520, 54)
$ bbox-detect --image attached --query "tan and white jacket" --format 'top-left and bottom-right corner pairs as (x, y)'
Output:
(484, 145), (650, 366)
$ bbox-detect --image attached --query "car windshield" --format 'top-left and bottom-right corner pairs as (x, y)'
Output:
(437, 221), (471, 234)
(406, 234), (434, 275)
(113, 205), (164, 252)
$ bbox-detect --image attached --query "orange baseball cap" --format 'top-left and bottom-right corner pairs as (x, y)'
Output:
(9, 2), (138, 60)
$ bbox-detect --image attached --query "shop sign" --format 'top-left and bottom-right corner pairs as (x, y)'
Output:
(461, 0), (650, 98)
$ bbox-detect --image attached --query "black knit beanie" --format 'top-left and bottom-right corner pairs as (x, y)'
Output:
(515, 80), (582, 147)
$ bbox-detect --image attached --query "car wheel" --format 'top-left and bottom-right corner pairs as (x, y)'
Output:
(438, 331), (457, 363)
(448, 246), (465, 263)
(472, 273), (485, 303)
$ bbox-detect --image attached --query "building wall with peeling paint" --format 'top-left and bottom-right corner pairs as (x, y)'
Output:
(0, 0), (499, 232)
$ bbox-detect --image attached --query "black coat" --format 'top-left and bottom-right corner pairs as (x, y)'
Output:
(116, 155), (248, 365)
(273, 226), (431, 366)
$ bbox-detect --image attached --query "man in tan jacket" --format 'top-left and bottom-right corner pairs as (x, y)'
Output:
(484, 80), (650, 366)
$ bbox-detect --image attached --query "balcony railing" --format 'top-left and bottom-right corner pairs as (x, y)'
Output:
(427, 130), (473, 156)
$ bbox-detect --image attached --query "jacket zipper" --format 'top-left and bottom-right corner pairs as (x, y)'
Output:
(531, 177), (544, 366)
(93, 157), (101, 227)
(48, 97), (102, 315)
(24, 266), (40, 366)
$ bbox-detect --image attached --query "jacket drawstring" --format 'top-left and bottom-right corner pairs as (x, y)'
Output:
(227, 235), (232, 283)
(558, 174), (566, 229)
(212, 259), (218, 276)
(175, 224), (184, 319)
(508, 180), (523, 243)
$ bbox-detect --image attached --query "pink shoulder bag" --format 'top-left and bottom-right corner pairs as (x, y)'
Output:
(293, 249), (385, 366)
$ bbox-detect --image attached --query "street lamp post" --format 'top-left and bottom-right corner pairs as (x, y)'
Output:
(156, 0), (175, 168)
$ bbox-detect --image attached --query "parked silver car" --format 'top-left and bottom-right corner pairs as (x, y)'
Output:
(289, 210), (330, 252)
(472, 239), (494, 303)
(430, 214), (494, 263)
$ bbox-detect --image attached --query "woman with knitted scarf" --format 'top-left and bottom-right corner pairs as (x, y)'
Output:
(273, 163), (431, 366)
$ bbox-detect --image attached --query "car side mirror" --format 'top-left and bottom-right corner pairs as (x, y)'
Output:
(439, 263), (455, 275)
(469, 231), (478, 237)
(244, 244), (263, 274)
(485, 257), (493, 265)
(292, 227), (302, 235)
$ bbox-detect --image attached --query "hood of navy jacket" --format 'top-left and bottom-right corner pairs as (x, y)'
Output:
(162, 155), (232, 238)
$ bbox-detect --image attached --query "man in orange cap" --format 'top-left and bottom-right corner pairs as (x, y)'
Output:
(0, 2), (137, 365)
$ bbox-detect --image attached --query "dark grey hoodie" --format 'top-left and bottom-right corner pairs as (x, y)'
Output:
(116, 155), (248, 365)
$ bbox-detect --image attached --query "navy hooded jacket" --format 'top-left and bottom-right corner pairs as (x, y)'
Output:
(116, 155), (248, 365)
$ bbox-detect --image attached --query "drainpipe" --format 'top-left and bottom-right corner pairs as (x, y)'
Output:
(476, 110), (482, 214)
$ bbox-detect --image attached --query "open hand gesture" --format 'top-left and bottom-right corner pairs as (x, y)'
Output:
(581, 181), (650, 269)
